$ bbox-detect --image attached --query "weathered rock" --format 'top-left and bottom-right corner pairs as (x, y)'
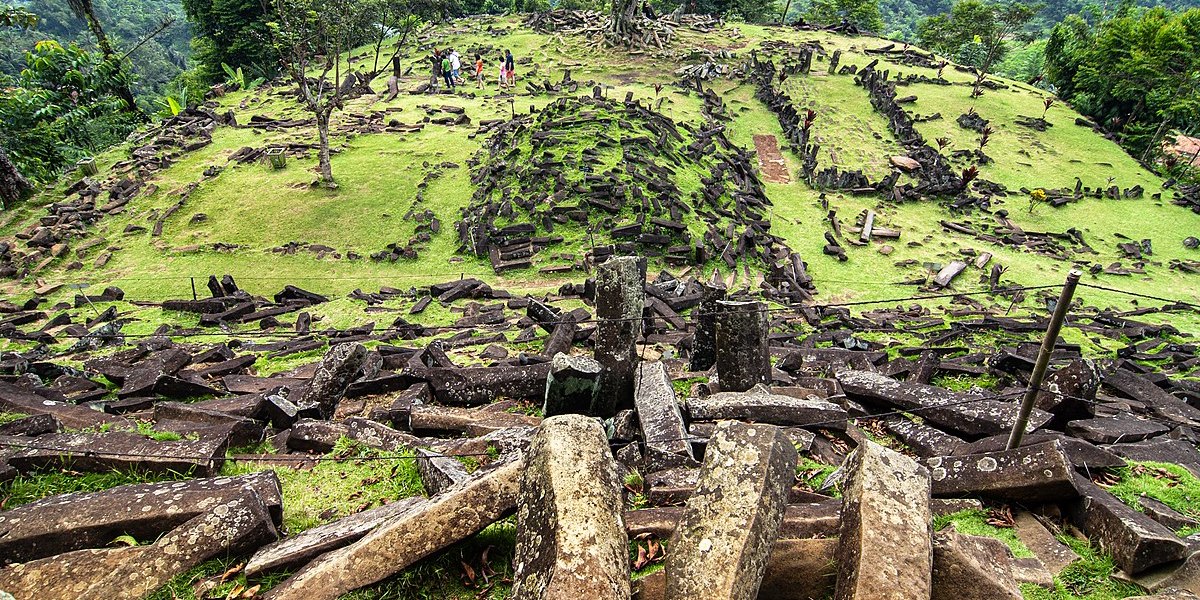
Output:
(0, 471), (282, 564)
(1107, 439), (1200, 476)
(835, 439), (932, 600)
(423, 363), (552, 406)
(296, 342), (368, 417)
(512, 415), (630, 599)
(689, 284), (726, 372)
(5, 432), (226, 477)
(543, 352), (601, 417)
(686, 383), (848, 429)
(837, 370), (1052, 438)
(1035, 359), (1100, 429)
(0, 414), (60, 436)
(1067, 414), (1170, 444)
(409, 404), (540, 436)
(246, 496), (426, 577)
(1070, 474), (1189, 574)
(883, 414), (964, 456)
(594, 256), (645, 416)
(0, 381), (124, 429)
(665, 420), (797, 599)
(1013, 511), (1079, 575)
(634, 362), (696, 472)
(927, 440), (1078, 502)
(0, 486), (278, 599)
(415, 447), (471, 495)
(932, 525), (1022, 600)
(1106, 369), (1200, 428)
(265, 458), (523, 599)
(714, 301), (770, 392)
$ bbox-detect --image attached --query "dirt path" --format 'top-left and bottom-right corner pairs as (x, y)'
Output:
(753, 134), (790, 184)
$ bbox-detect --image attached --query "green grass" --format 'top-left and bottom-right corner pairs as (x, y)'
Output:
(796, 455), (839, 493)
(0, 412), (30, 425)
(933, 508), (1034, 558)
(1105, 461), (1200, 526)
(1, 468), (194, 509)
(220, 437), (424, 533)
(1020, 536), (1145, 600)
(932, 373), (1001, 392)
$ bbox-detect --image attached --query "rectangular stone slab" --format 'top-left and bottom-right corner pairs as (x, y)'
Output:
(1069, 474), (1189, 575)
(0, 381), (125, 429)
(686, 384), (848, 430)
(634, 362), (696, 471)
(1104, 369), (1200, 428)
(837, 370), (1051, 438)
(0, 471), (282, 564)
(0, 487), (278, 599)
(264, 458), (523, 599)
(421, 364), (551, 405)
(246, 496), (425, 577)
(5, 432), (227, 477)
(836, 440), (933, 600)
(927, 440), (1078, 503)
(665, 420), (798, 600)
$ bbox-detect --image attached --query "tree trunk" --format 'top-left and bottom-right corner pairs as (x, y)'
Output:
(315, 111), (334, 187)
(610, 0), (639, 41)
(779, 0), (792, 24)
(79, 2), (145, 119)
(0, 147), (32, 206)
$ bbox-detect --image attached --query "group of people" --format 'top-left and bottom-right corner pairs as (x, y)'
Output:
(430, 48), (516, 92)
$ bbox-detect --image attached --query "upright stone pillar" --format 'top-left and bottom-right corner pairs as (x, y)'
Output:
(689, 283), (726, 372)
(664, 420), (797, 600)
(714, 300), (769, 392)
(543, 353), (602, 417)
(512, 415), (631, 599)
(593, 256), (645, 416)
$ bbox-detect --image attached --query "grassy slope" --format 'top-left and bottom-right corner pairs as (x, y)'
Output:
(1, 16), (1196, 329)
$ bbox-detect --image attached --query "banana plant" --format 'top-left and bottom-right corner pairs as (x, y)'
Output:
(154, 83), (187, 117)
(222, 63), (265, 91)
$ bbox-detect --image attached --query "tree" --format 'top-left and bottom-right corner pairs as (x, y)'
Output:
(806, 0), (884, 31)
(183, 0), (278, 83)
(918, 0), (1041, 93)
(1, 5), (38, 28)
(266, 0), (371, 187)
(64, 0), (144, 117)
(365, 0), (427, 80)
(1044, 7), (1200, 161)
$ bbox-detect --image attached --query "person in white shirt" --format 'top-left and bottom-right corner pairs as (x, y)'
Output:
(449, 49), (462, 84)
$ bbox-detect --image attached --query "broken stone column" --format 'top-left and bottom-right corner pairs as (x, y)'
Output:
(594, 256), (645, 416)
(297, 342), (368, 417)
(1035, 358), (1100, 429)
(713, 300), (769, 392)
(927, 440), (1078, 503)
(265, 458), (523, 599)
(512, 415), (630, 599)
(665, 420), (797, 599)
(634, 362), (696, 471)
(689, 283), (726, 372)
(542, 353), (602, 417)
(0, 487), (278, 599)
(932, 526), (1022, 600)
(835, 439), (933, 600)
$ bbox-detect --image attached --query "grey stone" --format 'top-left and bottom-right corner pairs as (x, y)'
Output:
(1070, 473), (1189, 574)
(883, 414), (964, 456)
(634, 362), (696, 472)
(688, 284), (726, 372)
(512, 415), (630, 599)
(0, 486), (278, 599)
(5, 432), (226, 477)
(0, 471), (281, 564)
(1067, 414), (1170, 444)
(835, 440), (932, 600)
(1013, 511), (1079, 575)
(543, 352), (601, 417)
(714, 301), (770, 392)
(1035, 359), (1100, 429)
(837, 370), (1052, 438)
(265, 458), (522, 599)
(297, 342), (368, 417)
(415, 447), (471, 496)
(665, 420), (797, 600)
(686, 383), (848, 429)
(927, 440), (1078, 503)
(932, 525), (1022, 600)
(594, 256), (645, 416)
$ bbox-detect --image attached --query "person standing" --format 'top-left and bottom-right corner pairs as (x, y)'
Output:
(429, 49), (442, 91)
(474, 53), (485, 89)
(498, 54), (508, 91)
(504, 49), (515, 87)
(449, 48), (462, 84)
(441, 51), (455, 90)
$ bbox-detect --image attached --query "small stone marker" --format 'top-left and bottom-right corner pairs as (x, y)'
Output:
(714, 300), (770, 392)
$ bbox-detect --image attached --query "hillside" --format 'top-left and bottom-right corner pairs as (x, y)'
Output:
(2, 14), (1200, 600)
(2, 14), (1197, 324)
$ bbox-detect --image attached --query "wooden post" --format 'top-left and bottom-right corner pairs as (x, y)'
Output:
(1005, 270), (1082, 450)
